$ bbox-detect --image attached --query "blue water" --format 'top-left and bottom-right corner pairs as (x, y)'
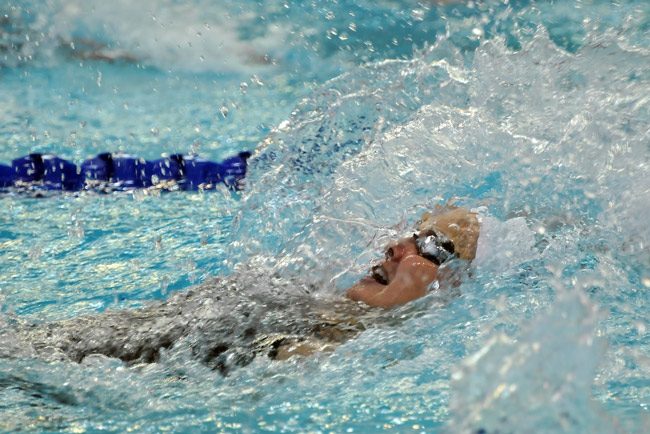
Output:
(1, 0), (649, 432)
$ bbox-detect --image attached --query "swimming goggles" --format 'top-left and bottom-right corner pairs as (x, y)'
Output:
(414, 230), (456, 266)
(369, 230), (456, 284)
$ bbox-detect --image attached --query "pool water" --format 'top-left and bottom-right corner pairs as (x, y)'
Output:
(1, 0), (649, 432)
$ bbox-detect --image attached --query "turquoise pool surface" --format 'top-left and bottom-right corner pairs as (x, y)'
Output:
(1, 0), (649, 432)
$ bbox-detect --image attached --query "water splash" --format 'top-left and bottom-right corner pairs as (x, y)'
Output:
(448, 288), (616, 433)
(234, 25), (650, 288)
(0, 2), (649, 432)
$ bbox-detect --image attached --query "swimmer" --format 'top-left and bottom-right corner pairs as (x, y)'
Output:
(346, 206), (480, 308)
(0, 206), (483, 373)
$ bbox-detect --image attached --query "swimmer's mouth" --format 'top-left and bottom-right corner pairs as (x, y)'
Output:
(371, 265), (389, 285)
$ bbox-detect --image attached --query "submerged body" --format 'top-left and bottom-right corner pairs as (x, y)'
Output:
(2, 271), (371, 374)
(2, 207), (486, 372)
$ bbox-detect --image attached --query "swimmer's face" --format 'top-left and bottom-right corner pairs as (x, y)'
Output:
(371, 237), (419, 285)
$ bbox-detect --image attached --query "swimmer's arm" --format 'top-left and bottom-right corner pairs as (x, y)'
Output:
(346, 277), (385, 303)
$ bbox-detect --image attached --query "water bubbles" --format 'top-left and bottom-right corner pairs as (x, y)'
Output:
(250, 74), (264, 87)
(411, 9), (426, 22)
(348, 23), (357, 32)
(239, 82), (248, 93)
(160, 275), (170, 294)
(68, 223), (85, 239)
(68, 215), (85, 239)
(28, 244), (43, 261)
(635, 322), (646, 334)
(219, 106), (229, 118)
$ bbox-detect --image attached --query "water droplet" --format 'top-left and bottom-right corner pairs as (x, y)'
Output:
(250, 74), (264, 86)
(68, 221), (84, 239)
(219, 106), (229, 118)
(28, 245), (42, 261)
(160, 276), (170, 294)
(348, 23), (357, 32)
(239, 82), (248, 93)
(411, 9), (425, 22)
(325, 11), (335, 20)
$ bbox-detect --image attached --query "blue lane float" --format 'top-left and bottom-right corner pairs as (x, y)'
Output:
(0, 151), (251, 193)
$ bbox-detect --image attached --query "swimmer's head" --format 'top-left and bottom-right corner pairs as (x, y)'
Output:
(368, 207), (480, 286)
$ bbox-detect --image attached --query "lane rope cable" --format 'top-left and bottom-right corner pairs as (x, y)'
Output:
(0, 151), (252, 194)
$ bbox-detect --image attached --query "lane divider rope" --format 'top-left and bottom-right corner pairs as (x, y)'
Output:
(0, 151), (251, 193)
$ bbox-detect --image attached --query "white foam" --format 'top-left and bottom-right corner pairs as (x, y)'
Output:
(474, 215), (537, 271)
(448, 289), (616, 433)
